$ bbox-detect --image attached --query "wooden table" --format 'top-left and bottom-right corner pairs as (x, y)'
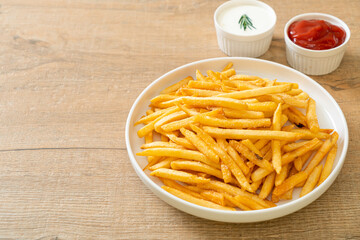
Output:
(0, 0), (359, 239)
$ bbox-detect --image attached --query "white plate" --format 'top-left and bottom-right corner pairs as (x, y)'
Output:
(125, 57), (348, 223)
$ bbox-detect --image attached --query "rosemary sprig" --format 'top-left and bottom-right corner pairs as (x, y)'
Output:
(238, 14), (256, 31)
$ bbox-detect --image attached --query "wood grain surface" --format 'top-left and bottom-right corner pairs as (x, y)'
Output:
(0, 0), (359, 239)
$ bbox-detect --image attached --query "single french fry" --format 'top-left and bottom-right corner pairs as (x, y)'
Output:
(222, 62), (234, 72)
(246, 102), (278, 112)
(197, 172), (211, 178)
(259, 172), (276, 199)
(151, 168), (210, 184)
(286, 89), (303, 96)
(150, 94), (179, 104)
(300, 164), (323, 197)
(146, 109), (154, 115)
(180, 128), (219, 163)
(306, 98), (320, 133)
(272, 171), (308, 197)
(251, 166), (273, 182)
(203, 126), (303, 141)
(180, 88), (222, 97)
(161, 76), (193, 94)
(144, 131), (154, 163)
(216, 138), (229, 150)
(141, 141), (185, 149)
(281, 124), (295, 132)
(271, 140), (282, 174)
(151, 97), (187, 108)
(229, 74), (260, 81)
(296, 92), (309, 100)
(281, 138), (321, 165)
(144, 129), (153, 143)
(221, 68), (236, 78)
(194, 115), (272, 129)
(170, 160), (223, 179)
(318, 144), (338, 185)
(275, 163), (291, 186)
(221, 162), (232, 183)
(181, 96), (247, 111)
(190, 124), (253, 192)
(162, 186), (235, 210)
(217, 84), (292, 99)
(272, 103), (282, 174)
(188, 80), (221, 90)
(137, 148), (219, 169)
(305, 132), (338, 175)
(222, 108), (265, 119)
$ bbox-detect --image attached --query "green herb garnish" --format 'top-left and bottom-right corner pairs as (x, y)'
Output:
(238, 14), (256, 31)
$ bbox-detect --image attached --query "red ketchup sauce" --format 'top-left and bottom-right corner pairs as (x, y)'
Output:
(288, 19), (346, 50)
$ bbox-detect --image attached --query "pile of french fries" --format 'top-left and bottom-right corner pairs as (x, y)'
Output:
(135, 62), (338, 211)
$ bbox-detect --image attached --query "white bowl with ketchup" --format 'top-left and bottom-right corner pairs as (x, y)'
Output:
(284, 13), (350, 75)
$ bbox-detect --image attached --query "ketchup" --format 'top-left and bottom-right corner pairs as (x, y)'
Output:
(288, 19), (346, 50)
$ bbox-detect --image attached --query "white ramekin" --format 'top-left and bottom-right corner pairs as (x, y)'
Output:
(284, 13), (351, 75)
(214, 0), (276, 57)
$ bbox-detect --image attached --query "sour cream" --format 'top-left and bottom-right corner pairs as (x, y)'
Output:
(217, 4), (274, 36)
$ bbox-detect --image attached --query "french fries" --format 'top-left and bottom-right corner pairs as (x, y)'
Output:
(162, 186), (235, 210)
(135, 63), (339, 211)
